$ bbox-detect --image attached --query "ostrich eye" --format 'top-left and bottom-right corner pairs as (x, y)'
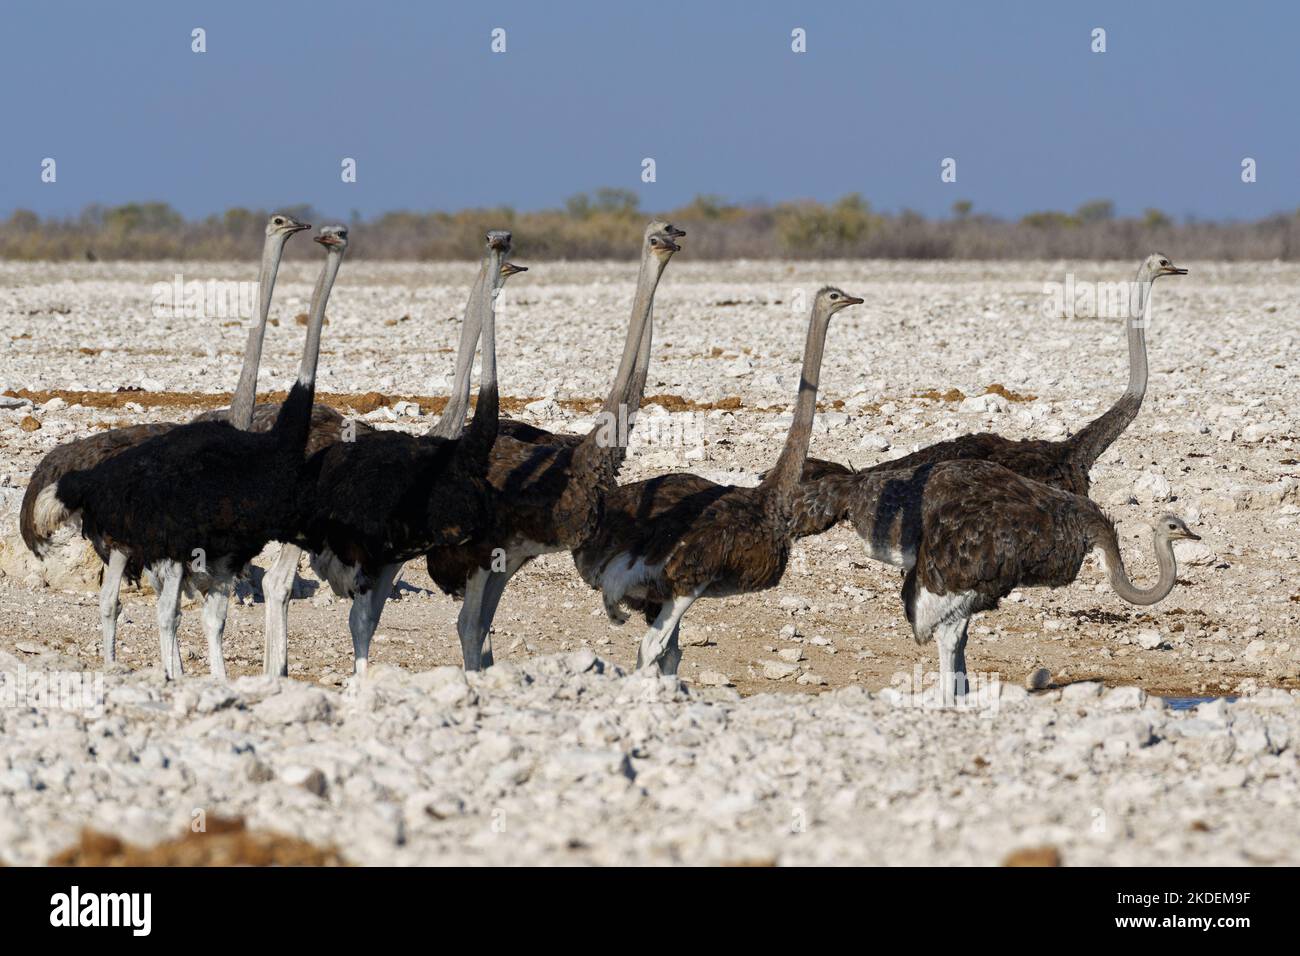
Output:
(274, 218), (284, 225)
(1160, 259), (1169, 266)
(830, 293), (840, 299)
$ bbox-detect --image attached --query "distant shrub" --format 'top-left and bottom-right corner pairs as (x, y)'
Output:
(2, 196), (1298, 261)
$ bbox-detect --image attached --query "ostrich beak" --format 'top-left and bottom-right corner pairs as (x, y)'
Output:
(843, 295), (865, 306)
(1182, 530), (1201, 541)
(1165, 266), (1188, 276)
(289, 221), (312, 234)
(315, 234), (343, 248)
(666, 225), (686, 238)
(659, 236), (681, 253)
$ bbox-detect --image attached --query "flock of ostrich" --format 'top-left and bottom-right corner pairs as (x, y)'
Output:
(17, 215), (1196, 705)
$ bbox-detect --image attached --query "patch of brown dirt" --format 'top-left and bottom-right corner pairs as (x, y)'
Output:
(1001, 845), (1062, 867)
(19, 415), (41, 431)
(914, 388), (967, 403)
(48, 816), (348, 867)
(984, 383), (1037, 402)
(644, 393), (745, 412)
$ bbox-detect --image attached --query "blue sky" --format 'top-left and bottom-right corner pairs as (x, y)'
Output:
(0, 0), (1294, 221)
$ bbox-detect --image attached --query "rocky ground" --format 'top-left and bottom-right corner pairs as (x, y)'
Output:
(1, 647), (1296, 865)
(1, 258), (1297, 863)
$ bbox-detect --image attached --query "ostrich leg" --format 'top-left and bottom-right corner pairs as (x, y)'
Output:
(154, 561), (185, 680)
(99, 549), (128, 663)
(201, 585), (231, 680)
(347, 562), (401, 678)
(262, 542), (302, 676)
(636, 593), (698, 673)
(934, 617), (971, 707)
(474, 555), (528, 668)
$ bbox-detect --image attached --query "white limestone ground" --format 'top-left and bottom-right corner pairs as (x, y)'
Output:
(0, 646), (1296, 866)
(0, 259), (1298, 863)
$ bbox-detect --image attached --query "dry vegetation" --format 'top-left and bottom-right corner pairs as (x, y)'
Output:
(6, 193), (1300, 262)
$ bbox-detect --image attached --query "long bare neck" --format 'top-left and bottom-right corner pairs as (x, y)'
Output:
(464, 249), (505, 447)
(762, 308), (831, 495)
(296, 253), (341, 390)
(625, 299), (654, 422)
(598, 250), (665, 419)
(1096, 525), (1178, 606)
(1069, 265), (1153, 471)
(229, 236), (287, 430)
(272, 247), (341, 446)
(430, 261), (490, 439)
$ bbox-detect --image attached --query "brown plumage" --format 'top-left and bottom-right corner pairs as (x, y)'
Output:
(573, 286), (863, 673)
(783, 253), (1187, 537)
(783, 457), (1197, 705)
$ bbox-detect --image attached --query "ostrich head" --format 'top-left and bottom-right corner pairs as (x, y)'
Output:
(265, 213), (311, 239)
(1154, 514), (1200, 542)
(1140, 253), (1187, 280)
(646, 220), (685, 259)
(814, 286), (865, 318)
(501, 262), (528, 280)
(314, 225), (349, 250)
(486, 229), (513, 253)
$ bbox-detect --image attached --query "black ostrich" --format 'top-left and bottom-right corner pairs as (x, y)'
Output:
(53, 226), (349, 679)
(301, 229), (513, 678)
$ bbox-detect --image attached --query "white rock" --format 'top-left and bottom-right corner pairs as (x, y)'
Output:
(762, 661), (800, 680)
(1135, 630), (1164, 651)
(695, 671), (732, 687)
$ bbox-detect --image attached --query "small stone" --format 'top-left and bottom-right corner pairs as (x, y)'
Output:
(19, 415), (41, 432)
(567, 648), (598, 673)
(1026, 667), (1052, 690)
(1136, 630), (1163, 651)
(1061, 680), (1104, 702)
(280, 765), (328, 797)
(762, 661), (800, 681)
(777, 648), (806, 663)
(696, 671), (732, 687)
(1103, 686), (1147, 710)
(796, 672), (828, 686)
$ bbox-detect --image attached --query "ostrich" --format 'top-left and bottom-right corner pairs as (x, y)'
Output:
(301, 230), (515, 678)
(423, 221), (684, 672)
(573, 286), (863, 674)
(53, 225), (349, 680)
(258, 249), (523, 676)
(810, 459), (1197, 704)
(439, 222), (685, 449)
(781, 253), (1188, 533)
(21, 213), (311, 666)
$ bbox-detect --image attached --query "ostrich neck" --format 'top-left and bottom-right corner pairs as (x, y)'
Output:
(1098, 527), (1178, 606)
(430, 260), (490, 439)
(626, 299), (654, 420)
(1070, 267), (1152, 471)
(296, 250), (343, 390)
(228, 237), (286, 430)
(763, 310), (831, 494)
(465, 248), (506, 442)
(598, 250), (665, 419)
